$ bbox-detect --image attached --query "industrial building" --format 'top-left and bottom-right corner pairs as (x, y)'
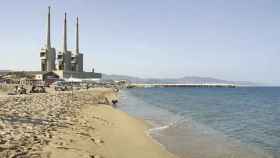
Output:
(0, 6), (101, 85)
(40, 6), (101, 80)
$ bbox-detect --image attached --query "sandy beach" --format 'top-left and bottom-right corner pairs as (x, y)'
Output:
(0, 88), (176, 158)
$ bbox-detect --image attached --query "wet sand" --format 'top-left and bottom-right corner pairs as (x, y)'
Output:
(0, 88), (176, 158)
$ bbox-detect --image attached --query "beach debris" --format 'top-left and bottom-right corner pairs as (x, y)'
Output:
(8, 85), (27, 95)
(29, 85), (46, 93)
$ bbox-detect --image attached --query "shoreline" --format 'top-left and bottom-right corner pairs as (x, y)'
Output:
(41, 89), (177, 158)
(0, 88), (177, 158)
(118, 88), (276, 158)
(123, 111), (180, 158)
(117, 90), (182, 158)
(145, 126), (180, 158)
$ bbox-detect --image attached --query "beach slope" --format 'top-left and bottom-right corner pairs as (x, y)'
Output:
(41, 89), (176, 158)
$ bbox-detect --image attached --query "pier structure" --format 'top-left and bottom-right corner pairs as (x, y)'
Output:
(127, 83), (237, 88)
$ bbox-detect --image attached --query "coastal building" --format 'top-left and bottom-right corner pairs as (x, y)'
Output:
(39, 7), (101, 80)
(1, 6), (101, 85)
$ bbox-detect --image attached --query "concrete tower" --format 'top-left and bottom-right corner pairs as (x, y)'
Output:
(40, 6), (56, 72)
(63, 13), (72, 71)
(71, 16), (83, 72)
(75, 17), (79, 55)
(75, 17), (83, 72)
(47, 6), (51, 49)
(57, 13), (71, 71)
(63, 13), (68, 54)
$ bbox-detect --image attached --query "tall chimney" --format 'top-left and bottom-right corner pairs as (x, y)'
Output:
(76, 17), (79, 54)
(47, 6), (51, 49)
(63, 12), (67, 52)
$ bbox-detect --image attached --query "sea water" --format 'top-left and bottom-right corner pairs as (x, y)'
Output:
(118, 87), (280, 158)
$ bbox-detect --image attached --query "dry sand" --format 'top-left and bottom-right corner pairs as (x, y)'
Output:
(0, 88), (177, 158)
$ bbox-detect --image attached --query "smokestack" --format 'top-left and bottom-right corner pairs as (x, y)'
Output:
(63, 12), (67, 52)
(76, 17), (79, 54)
(47, 6), (51, 48)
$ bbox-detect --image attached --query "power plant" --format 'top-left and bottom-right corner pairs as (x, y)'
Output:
(0, 6), (101, 84)
(40, 6), (101, 79)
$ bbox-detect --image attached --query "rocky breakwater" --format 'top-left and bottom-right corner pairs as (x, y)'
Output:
(0, 88), (117, 158)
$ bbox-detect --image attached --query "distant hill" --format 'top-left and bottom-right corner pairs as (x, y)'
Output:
(0, 70), (11, 72)
(0, 70), (12, 75)
(102, 74), (257, 86)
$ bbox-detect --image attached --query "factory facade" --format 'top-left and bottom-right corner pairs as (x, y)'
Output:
(40, 7), (101, 79)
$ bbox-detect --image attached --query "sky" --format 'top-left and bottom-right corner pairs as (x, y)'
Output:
(0, 0), (280, 85)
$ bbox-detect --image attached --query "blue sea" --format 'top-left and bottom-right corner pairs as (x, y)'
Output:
(118, 87), (280, 158)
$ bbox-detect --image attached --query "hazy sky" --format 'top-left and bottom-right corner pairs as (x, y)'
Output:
(0, 0), (279, 85)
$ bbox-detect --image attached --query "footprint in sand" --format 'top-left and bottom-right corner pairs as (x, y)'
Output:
(92, 116), (113, 126)
(90, 138), (104, 144)
(90, 154), (103, 158)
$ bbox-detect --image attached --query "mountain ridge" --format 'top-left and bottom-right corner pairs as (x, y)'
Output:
(102, 74), (257, 86)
